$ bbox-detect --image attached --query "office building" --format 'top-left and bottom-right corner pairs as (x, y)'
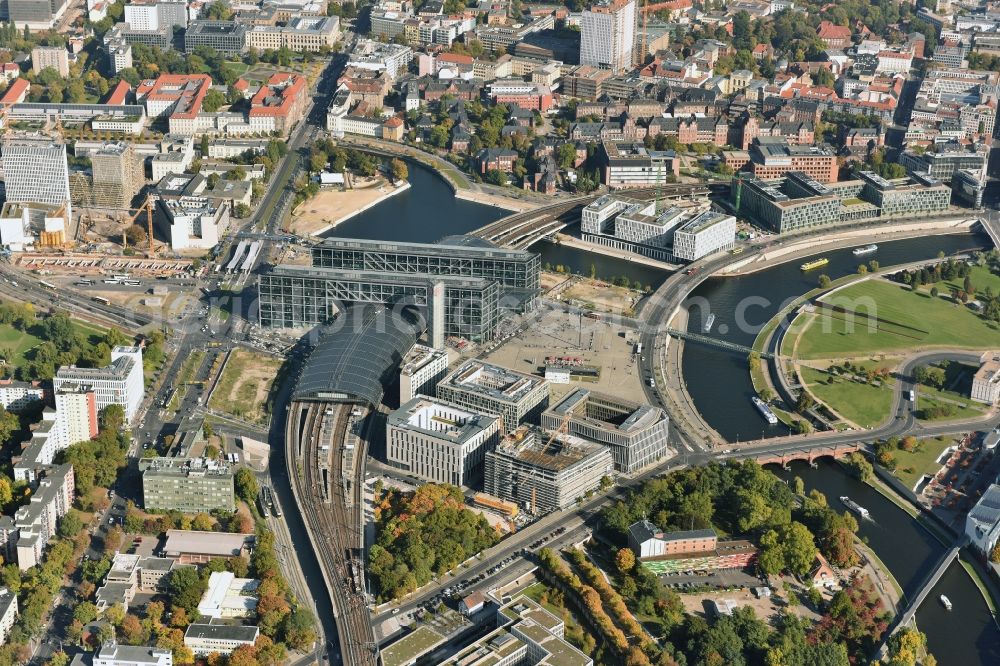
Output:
(1, 136), (72, 221)
(31, 46), (69, 76)
(0, 588), (17, 647)
(247, 72), (307, 136)
(123, 0), (186, 31)
(437, 360), (549, 432)
(246, 16), (339, 51)
(672, 211), (738, 260)
(598, 141), (680, 188)
(160, 197), (229, 251)
(747, 137), (839, 182)
(900, 142), (990, 182)
(399, 344), (449, 403)
(734, 171), (951, 234)
(140, 457), (235, 513)
(967, 482), (1000, 558)
(626, 522), (757, 573)
(184, 21), (248, 55)
(580, 0), (636, 74)
(89, 640), (173, 666)
(87, 142), (144, 209)
(103, 21), (172, 51)
(184, 623), (260, 656)
(107, 41), (133, 75)
(484, 426), (613, 513)
(197, 571), (258, 619)
(542, 389), (669, 473)
(972, 352), (1000, 405)
(347, 39), (413, 79)
(386, 396), (501, 486)
(441, 595), (592, 666)
(54, 384), (99, 447)
(54, 346), (144, 423)
(581, 195), (734, 262)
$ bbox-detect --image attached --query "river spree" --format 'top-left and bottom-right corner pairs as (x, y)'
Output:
(323, 165), (1000, 664)
(681, 233), (990, 442)
(775, 460), (1000, 666)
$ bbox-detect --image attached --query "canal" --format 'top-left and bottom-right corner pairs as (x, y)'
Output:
(680, 233), (990, 442)
(774, 460), (1000, 666)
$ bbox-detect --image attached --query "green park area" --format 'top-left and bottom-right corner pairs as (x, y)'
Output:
(884, 436), (954, 490)
(789, 280), (1000, 359)
(913, 361), (988, 422)
(798, 363), (895, 428)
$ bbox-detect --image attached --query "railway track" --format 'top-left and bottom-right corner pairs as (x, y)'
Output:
(289, 401), (377, 666)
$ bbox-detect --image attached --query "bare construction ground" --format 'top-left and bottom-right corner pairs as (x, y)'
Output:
(208, 349), (284, 425)
(482, 307), (645, 404)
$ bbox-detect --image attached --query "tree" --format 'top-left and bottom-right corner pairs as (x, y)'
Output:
(73, 601), (98, 625)
(857, 264), (868, 275)
(202, 89), (226, 113)
(57, 510), (83, 538)
(818, 274), (831, 289)
(235, 468), (258, 504)
(615, 547), (636, 574)
(990, 543), (1000, 564)
(169, 566), (208, 615)
(104, 602), (126, 627)
(930, 286), (939, 298)
(389, 158), (408, 183)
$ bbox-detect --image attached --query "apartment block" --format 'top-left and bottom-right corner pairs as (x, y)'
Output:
(399, 344), (449, 403)
(386, 396), (501, 486)
(436, 360), (549, 432)
(53, 346), (144, 423)
(0, 379), (44, 412)
(0, 588), (17, 646)
(580, 0), (636, 74)
(9, 464), (75, 570)
(140, 457), (235, 513)
(542, 389), (670, 473)
(54, 383), (99, 447)
(31, 46), (69, 76)
(484, 427), (613, 513)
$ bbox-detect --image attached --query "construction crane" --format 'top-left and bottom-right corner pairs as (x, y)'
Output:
(78, 196), (156, 256)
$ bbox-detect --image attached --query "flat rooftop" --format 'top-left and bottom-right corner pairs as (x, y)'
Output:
(443, 360), (547, 404)
(388, 396), (499, 444)
(380, 625), (446, 666)
(494, 427), (606, 472)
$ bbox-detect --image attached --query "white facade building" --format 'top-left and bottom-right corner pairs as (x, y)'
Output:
(197, 571), (259, 619)
(387, 396), (501, 486)
(184, 624), (260, 656)
(53, 346), (144, 423)
(0, 137), (72, 221)
(399, 344), (449, 403)
(93, 641), (173, 666)
(0, 379), (45, 412)
(160, 197), (230, 251)
(54, 383), (99, 447)
(966, 483), (1000, 558)
(580, 0), (636, 74)
(972, 353), (1000, 405)
(0, 588), (17, 646)
(671, 211), (737, 261)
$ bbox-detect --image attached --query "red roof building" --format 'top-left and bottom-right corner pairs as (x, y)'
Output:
(248, 72), (307, 136)
(817, 20), (852, 49)
(0, 78), (30, 106)
(104, 79), (131, 105)
(137, 74), (213, 134)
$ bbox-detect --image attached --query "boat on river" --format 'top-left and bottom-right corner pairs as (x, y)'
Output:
(704, 313), (716, 333)
(840, 496), (871, 520)
(853, 244), (878, 256)
(751, 396), (778, 425)
(941, 595), (953, 610)
(800, 258), (829, 271)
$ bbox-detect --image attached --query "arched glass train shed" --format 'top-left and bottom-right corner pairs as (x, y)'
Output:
(292, 305), (421, 407)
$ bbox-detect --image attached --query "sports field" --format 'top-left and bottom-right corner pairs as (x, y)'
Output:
(791, 280), (1000, 359)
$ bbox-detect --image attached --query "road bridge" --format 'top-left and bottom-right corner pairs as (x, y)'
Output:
(978, 215), (1000, 249)
(745, 442), (863, 466)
